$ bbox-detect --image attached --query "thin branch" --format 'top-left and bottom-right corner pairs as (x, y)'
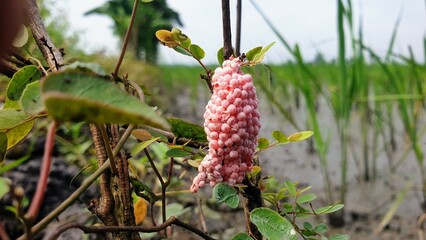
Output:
(141, 125), (208, 149)
(235, 0), (242, 56)
(25, 121), (57, 223)
(17, 125), (135, 240)
(48, 217), (216, 240)
(25, 0), (64, 70)
(113, 0), (139, 77)
(97, 123), (117, 174)
(221, 0), (233, 59)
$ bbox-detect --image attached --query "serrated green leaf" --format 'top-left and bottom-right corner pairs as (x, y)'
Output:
(297, 193), (317, 204)
(173, 46), (192, 56)
(21, 81), (44, 115)
(245, 46), (262, 61)
(189, 44), (205, 60)
(0, 177), (10, 199)
(250, 207), (297, 240)
(0, 133), (7, 163)
(314, 223), (328, 233)
(284, 180), (297, 198)
(329, 234), (350, 240)
(167, 117), (206, 142)
(288, 131), (314, 142)
(315, 204), (344, 215)
(166, 148), (191, 157)
(272, 130), (288, 143)
(217, 47), (224, 65)
(131, 137), (161, 156)
(41, 70), (170, 130)
(0, 109), (34, 149)
(7, 65), (41, 101)
(212, 183), (239, 208)
(257, 137), (269, 150)
(229, 232), (253, 240)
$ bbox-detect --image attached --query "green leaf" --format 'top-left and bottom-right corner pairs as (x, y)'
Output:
(272, 130), (288, 143)
(212, 183), (239, 208)
(189, 44), (205, 60)
(167, 117), (207, 142)
(7, 65), (42, 101)
(41, 70), (170, 130)
(0, 109), (34, 149)
(250, 207), (297, 240)
(0, 133), (7, 164)
(3, 97), (21, 109)
(171, 28), (191, 48)
(141, 0), (154, 2)
(284, 180), (297, 198)
(229, 233), (254, 240)
(329, 234), (350, 240)
(0, 177), (10, 199)
(257, 137), (269, 150)
(251, 42), (276, 64)
(315, 204), (344, 215)
(0, 155), (30, 175)
(131, 137), (161, 156)
(288, 131), (314, 142)
(303, 222), (313, 231)
(63, 61), (106, 75)
(21, 81), (44, 115)
(173, 46), (192, 56)
(297, 193), (317, 204)
(217, 47), (224, 65)
(166, 148), (191, 157)
(245, 46), (262, 61)
(314, 223), (328, 233)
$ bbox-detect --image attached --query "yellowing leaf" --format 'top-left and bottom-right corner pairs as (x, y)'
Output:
(131, 129), (153, 142)
(134, 198), (147, 225)
(187, 159), (201, 168)
(288, 131), (314, 142)
(0, 109), (34, 149)
(155, 30), (178, 48)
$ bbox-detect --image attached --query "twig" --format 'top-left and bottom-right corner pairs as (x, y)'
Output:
(221, 0), (233, 60)
(141, 125), (208, 149)
(25, 0), (64, 70)
(17, 125), (135, 240)
(25, 121), (57, 223)
(97, 124), (117, 174)
(48, 216), (216, 240)
(113, 0), (139, 77)
(235, 0), (242, 56)
(196, 194), (209, 233)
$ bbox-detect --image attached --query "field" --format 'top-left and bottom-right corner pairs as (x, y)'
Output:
(153, 62), (426, 239)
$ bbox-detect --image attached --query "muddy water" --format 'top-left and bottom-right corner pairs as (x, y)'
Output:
(169, 83), (426, 239)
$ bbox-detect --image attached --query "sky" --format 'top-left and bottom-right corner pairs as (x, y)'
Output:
(65, 0), (426, 64)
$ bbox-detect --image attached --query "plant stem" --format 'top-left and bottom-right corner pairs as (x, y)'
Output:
(17, 125), (135, 240)
(221, 0), (233, 59)
(47, 216), (216, 240)
(235, 0), (242, 56)
(25, 120), (57, 224)
(25, 0), (63, 70)
(113, 0), (139, 77)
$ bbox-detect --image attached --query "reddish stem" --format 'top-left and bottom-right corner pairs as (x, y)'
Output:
(25, 120), (57, 222)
